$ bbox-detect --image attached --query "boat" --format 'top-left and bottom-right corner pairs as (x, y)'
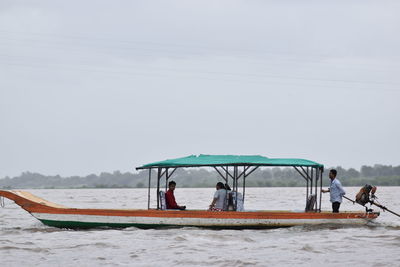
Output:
(0, 155), (379, 229)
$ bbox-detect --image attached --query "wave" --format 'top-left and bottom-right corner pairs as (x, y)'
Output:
(0, 246), (50, 253)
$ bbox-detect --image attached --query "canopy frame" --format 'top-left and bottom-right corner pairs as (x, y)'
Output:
(137, 155), (324, 212)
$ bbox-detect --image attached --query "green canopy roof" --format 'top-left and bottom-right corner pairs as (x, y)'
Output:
(136, 154), (324, 169)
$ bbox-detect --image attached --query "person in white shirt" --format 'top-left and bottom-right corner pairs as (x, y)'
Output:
(209, 182), (227, 211)
(322, 169), (346, 213)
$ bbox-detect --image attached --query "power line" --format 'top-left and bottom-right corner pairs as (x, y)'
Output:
(2, 61), (399, 93)
(1, 30), (399, 70)
(0, 53), (398, 88)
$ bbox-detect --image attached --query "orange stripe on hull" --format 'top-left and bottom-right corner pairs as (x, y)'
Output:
(0, 190), (379, 221)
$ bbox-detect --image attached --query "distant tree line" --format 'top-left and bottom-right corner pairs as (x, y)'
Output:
(1, 164), (400, 189)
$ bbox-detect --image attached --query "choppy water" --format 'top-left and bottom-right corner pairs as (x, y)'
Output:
(1, 187), (399, 266)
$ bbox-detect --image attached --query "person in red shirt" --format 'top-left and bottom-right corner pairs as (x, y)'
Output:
(165, 181), (186, 210)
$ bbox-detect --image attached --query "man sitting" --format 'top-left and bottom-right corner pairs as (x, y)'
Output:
(165, 181), (186, 210)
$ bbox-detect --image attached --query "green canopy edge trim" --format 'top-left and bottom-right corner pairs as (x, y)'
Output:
(136, 154), (324, 170)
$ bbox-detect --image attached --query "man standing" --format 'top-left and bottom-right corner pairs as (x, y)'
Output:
(322, 169), (346, 213)
(165, 181), (186, 210)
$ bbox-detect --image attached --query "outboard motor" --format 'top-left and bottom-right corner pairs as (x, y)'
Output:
(355, 184), (377, 206)
(345, 185), (399, 217)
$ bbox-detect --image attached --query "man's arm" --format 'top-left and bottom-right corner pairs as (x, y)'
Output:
(338, 182), (346, 196)
(209, 198), (217, 208)
(322, 188), (330, 193)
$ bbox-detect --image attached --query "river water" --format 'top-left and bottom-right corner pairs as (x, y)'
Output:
(1, 187), (399, 266)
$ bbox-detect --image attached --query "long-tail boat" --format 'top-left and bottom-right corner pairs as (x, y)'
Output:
(0, 155), (379, 229)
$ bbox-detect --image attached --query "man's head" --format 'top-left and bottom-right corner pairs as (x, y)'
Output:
(168, 180), (176, 191)
(329, 169), (337, 180)
(216, 182), (224, 190)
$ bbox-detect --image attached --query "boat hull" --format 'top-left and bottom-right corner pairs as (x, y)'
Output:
(32, 212), (378, 229)
(0, 190), (379, 229)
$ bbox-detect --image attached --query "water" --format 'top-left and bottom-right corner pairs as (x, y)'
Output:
(1, 187), (399, 266)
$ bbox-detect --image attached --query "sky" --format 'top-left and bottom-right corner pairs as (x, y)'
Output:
(0, 0), (399, 178)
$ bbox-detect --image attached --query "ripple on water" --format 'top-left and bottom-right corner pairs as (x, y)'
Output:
(300, 244), (322, 254)
(174, 236), (187, 241)
(381, 223), (400, 230)
(24, 227), (67, 233)
(242, 237), (255, 243)
(0, 246), (50, 253)
(175, 258), (259, 267)
(0, 226), (60, 236)
(16, 241), (35, 246)
(66, 243), (119, 249)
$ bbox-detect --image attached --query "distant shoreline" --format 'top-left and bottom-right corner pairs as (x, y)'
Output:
(2, 164), (400, 189)
(2, 185), (400, 190)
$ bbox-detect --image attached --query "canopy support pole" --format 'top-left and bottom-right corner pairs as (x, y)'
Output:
(237, 166), (251, 180)
(147, 169), (151, 210)
(309, 167), (313, 196)
(295, 166), (312, 209)
(160, 169), (167, 179)
(168, 168), (177, 179)
(313, 168), (317, 211)
(243, 166), (246, 202)
(163, 167), (177, 190)
(315, 167), (318, 211)
(299, 166), (312, 180)
(319, 168), (323, 211)
(156, 168), (161, 210)
(234, 166), (238, 211)
(165, 168), (169, 192)
(307, 167), (311, 208)
(214, 167), (227, 182)
(294, 166), (310, 181)
(222, 166), (234, 180)
(226, 166), (229, 184)
(243, 166), (259, 179)
(306, 175), (309, 208)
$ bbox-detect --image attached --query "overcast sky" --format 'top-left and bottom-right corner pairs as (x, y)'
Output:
(0, 0), (399, 178)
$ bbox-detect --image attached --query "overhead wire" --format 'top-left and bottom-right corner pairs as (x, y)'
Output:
(1, 51), (398, 91)
(1, 31), (399, 92)
(3, 60), (399, 93)
(1, 30), (399, 70)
